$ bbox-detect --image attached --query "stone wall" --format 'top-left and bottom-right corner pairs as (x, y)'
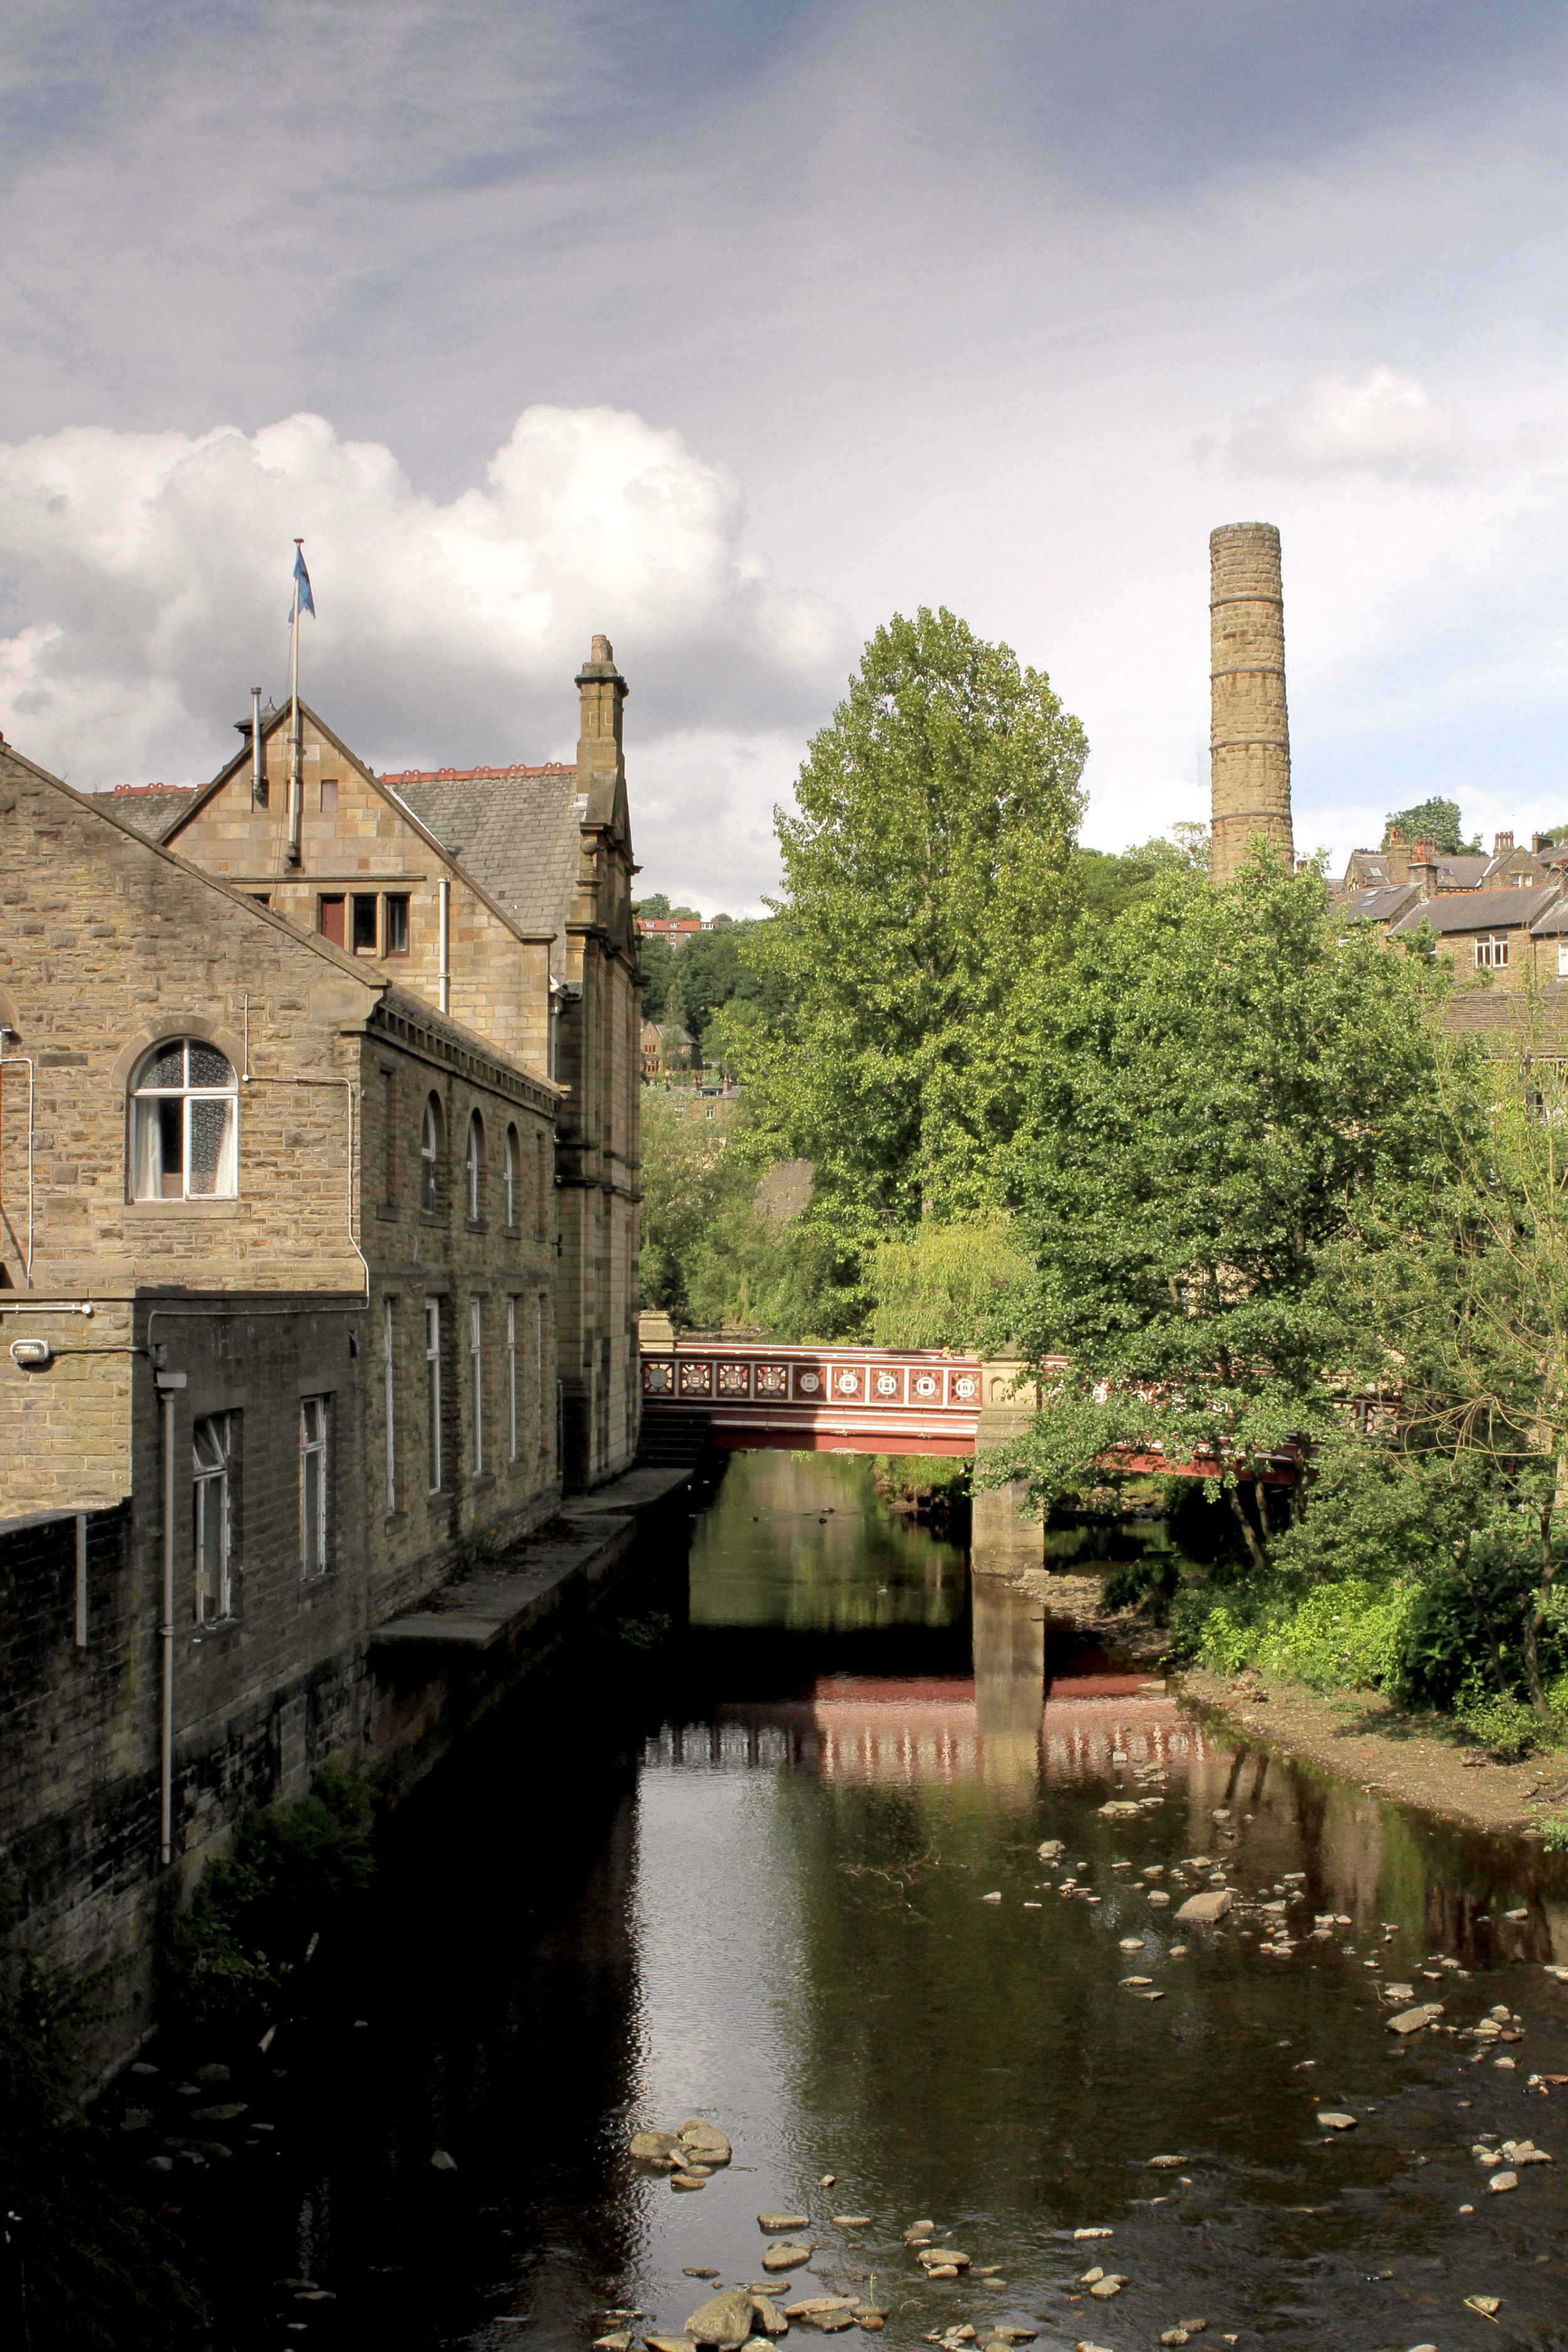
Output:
(1210, 521), (1293, 889)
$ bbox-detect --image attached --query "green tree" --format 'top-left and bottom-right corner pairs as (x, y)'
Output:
(639, 931), (675, 1023)
(1382, 797), (1480, 856)
(1351, 1009), (1568, 1720)
(731, 607), (1088, 1278)
(868, 1210), (1029, 1348)
(638, 1093), (845, 1335)
(993, 852), (1458, 1565)
(666, 919), (780, 1052)
(1074, 825), (1210, 930)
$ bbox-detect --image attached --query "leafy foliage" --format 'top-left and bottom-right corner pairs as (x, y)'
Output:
(162, 1766), (374, 2037)
(990, 850), (1458, 1562)
(867, 1210), (1029, 1349)
(1381, 797), (1481, 856)
(726, 607), (1088, 1274)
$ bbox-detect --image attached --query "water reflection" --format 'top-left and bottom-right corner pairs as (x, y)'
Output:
(172, 1448), (1568, 2352)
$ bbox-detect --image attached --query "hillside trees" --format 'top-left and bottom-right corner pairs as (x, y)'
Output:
(724, 607), (1088, 1288)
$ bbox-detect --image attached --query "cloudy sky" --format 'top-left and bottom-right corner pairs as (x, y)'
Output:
(0, 1), (1562, 910)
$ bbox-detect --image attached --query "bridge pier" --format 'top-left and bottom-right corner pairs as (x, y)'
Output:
(971, 1362), (1044, 1574)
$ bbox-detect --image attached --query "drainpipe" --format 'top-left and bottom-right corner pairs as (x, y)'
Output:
(156, 1368), (186, 1866)
(439, 877), (450, 1014)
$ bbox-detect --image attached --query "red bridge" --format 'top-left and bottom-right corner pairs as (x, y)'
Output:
(640, 1341), (1024, 1454)
(640, 1338), (1301, 1476)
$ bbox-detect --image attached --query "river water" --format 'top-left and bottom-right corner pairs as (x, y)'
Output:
(144, 1452), (1568, 2351)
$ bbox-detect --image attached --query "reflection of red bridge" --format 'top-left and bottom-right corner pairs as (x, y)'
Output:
(703, 1670), (1209, 1784)
(640, 1342), (1023, 1455)
(640, 1341), (1297, 1476)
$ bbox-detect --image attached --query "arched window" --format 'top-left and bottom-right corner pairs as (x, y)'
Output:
(465, 1111), (484, 1221)
(420, 1094), (443, 1214)
(504, 1124), (520, 1227)
(132, 1040), (238, 1200)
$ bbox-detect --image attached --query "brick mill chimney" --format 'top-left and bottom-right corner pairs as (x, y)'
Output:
(1209, 522), (1293, 887)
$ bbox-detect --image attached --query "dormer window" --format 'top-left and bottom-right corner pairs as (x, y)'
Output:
(131, 1041), (238, 1199)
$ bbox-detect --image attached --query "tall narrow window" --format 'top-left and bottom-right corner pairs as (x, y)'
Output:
(465, 1112), (484, 1222)
(536, 1134), (548, 1237)
(504, 1124), (520, 1227)
(507, 1296), (518, 1461)
(384, 894), (410, 956)
(534, 1293), (546, 1463)
(470, 1300), (484, 1474)
(383, 1298), (396, 1514)
(420, 1094), (442, 1212)
(425, 1299), (442, 1491)
(193, 1412), (233, 1623)
(352, 894), (378, 953)
(131, 1041), (238, 1200)
(300, 1397), (327, 1577)
(381, 1068), (396, 1208)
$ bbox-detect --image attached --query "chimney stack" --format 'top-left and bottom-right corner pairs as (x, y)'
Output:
(1494, 830), (1513, 856)
(576, 632), (628, 785)
(1209, 522), (1293, 887)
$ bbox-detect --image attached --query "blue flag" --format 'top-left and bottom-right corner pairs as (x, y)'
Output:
(290, 546), (315, 621)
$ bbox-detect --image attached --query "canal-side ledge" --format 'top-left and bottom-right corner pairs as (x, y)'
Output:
(365, 1462), (696, 1791)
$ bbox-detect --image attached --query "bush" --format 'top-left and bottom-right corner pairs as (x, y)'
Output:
(162, 1766), (374, 2037)
(1177, 1575), (1420, 1690)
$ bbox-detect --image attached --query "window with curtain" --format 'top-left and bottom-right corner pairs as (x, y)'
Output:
(420, 1094), (442, 1213)
(193, 1412), (233, 1622)
(300, 1397), (328, 1576)
(465, 1112), (484, 1222)
(131, 1041), (238, 1200)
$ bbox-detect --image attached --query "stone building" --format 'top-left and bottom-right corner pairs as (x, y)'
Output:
(156, 635), (642, 1490)
(0, 743), (564, 2038)
(1387, 883), (1568, 986)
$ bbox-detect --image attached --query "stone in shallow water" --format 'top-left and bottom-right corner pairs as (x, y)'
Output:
(595, 2335), (633, 2351)
(672, 2173), (709, 2191)
(1316, 2112), (1357, 2131)
(918, 2249), (972, 2270)
(760, 2214), (810, 2233)
(763, 2244), (815, 2272)
(1088, 2278), (1124, 2299)
(751, 2296), (789, 2337)
(1037, 1840), (1065, 1860)
(1388, 2005), (1443, 2035)
(647, 2336), (696, 2352)
(687, 2287), (761, 2345)
(630, 2131), (682, 2163)
(681, 2121), (733, 2164)
(834, 2216), (872, 2227)
(1175, 1890), (1232, 1924)
(1489, 2171), (1518, 2194)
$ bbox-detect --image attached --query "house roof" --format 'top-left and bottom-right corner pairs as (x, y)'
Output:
(388, 770), (587, 943)
(100, 782), (202, 840)
(1436, 854), (1489, 888)
(1528, 898), (1568, 936)
(1389, 886), (1562, 938)
(1336, 882), (1421, 926)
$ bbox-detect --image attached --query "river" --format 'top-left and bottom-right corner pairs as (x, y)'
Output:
(135, 1451), (1568, 2350)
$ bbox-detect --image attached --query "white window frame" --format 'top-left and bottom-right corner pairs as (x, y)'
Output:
(470, 1298), (484, 1474)
(504, 1125), (518, 1227)
(383, 1297), (396, 1513)
(300, 1396), (328, 1579)
(465, 1112), (483, 1222)
(1557, 941), (1568, 978)
(420, 1096), (441, 1212)
(1475, 935), (1509, 968)
(507, 1296), (518, 1460)
(131, 1039), (239, 1200)
(425, 1298), (442, 1492)
(193, 1411), (233, 1624)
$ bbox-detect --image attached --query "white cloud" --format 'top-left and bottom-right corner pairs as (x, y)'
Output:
(0, 403), (849, 795)
(1224, 365), (1561, 481)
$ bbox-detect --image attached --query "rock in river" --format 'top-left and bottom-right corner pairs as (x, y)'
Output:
(1316, 2112), (1357, 2132)
(687, 2287), (761, 2345)
(751, 2295), (789, 2336)
(1174, 1890), (1232, 1925)
(1387, 2004), (1443, 2035)
(681, 2121), (734, 2164)
(760, 2213), (810, 2233)
(1037, 1841), (1066, 1860)
(763, 2244), (815, 2272)
(1488, 2171), (1518, 2195)
(630, 2131), (684, 2164)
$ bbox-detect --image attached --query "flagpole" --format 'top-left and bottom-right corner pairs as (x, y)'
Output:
(287, 539), (304, 866)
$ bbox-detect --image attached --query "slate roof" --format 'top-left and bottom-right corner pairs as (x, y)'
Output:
(1336, 882), (1421, 926)
(1388, 886), (1562, 938)
(384, 766), (586, 941)
(1527, 896), (1568, 935)
(1436, 855), (1489, 888)
(100, 782), (201, 840)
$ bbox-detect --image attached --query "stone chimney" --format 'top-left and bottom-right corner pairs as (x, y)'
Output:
(575, 632), (628, 787)
(1210, 522), (1293, 887)
(1384, 822), (1411, 886)
(1494, 830), (1513, 856)
(1410, 837), (1438, 899)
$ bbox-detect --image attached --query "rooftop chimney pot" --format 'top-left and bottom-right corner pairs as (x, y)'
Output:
(1495, 830), (1514, 856)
